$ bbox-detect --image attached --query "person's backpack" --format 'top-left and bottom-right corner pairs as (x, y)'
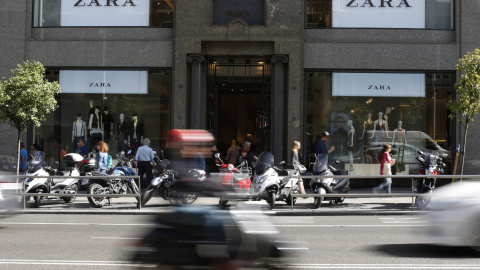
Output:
(107, 154), (113, 169)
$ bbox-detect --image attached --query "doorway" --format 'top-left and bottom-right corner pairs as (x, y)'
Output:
(206, 56), (271, 156)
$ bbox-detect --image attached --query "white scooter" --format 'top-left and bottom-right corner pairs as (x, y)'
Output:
(310, 154), (350, 209)
(250, 152), (303, 209)
(24, 153), (82, 208)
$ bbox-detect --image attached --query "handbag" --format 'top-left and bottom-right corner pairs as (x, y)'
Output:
(382, 162), (392, 175)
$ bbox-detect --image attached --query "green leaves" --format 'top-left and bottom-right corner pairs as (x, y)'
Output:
(447, 49), (480, 127)
(0, 61), (61, 131)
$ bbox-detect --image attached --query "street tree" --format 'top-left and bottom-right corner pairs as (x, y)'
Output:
(0, 61), (61, 175)
(447, 49), (480, 177)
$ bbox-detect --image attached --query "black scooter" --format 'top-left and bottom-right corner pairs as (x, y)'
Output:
(414, 150), (445, 208)
(140, 151), (200, 206)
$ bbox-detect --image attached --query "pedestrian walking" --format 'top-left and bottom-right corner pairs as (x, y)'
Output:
(291, 141), (307, 196)
(135, 138), (155, 186)
(95, 141), (108, 173)
(19, 142), (28, 174)
(373, 144), (394, 194)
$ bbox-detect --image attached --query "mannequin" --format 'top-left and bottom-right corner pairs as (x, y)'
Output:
(392, 120), (407, 172)
(347, 120), (355, 171)
(370, 112), (390, 141)
(116, 113), (129, 152)
(72, 113), (87, 152)
(102, 106), (114, 144)
(359, 112), (374, 163)
(89, 105), (103, 151)
(384, 107), (392, 125)
(358, 112), (374, 140)
(392, 120), (406, 145)
(128, 113), (144, 147)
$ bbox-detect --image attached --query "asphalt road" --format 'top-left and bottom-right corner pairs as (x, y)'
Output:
(0, 214), (479, 269)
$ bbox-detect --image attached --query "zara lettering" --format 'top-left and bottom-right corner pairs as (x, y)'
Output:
(89, 83), (112, 87)
(346, 0), (411, 8)
(74, 0), (136, 7)
(368, 85), (391, 90)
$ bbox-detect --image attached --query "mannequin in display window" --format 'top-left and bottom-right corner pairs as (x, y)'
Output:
(370, 112), (390, 141)
(370, 112), (390, 162)
(102, 106), (114, 144)
(392, 120), (407, 172)
(358, 112), (374, 140)
(129, 113), (144, 148)
(384, 107), (392, 125)
(116, 113), (129, 152)
(359, 112), (374, 163)
(89, 105), (103, 152)
(347, 120), (355, 171)
(72, 113), (87, 152)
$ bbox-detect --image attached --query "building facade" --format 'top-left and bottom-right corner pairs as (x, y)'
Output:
(1, 0), (479, 176)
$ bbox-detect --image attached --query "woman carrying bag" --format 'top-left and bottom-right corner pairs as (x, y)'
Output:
(373, 144), (394, 194)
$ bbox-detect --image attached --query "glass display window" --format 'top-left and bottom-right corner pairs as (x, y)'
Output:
(33, 0), (174, 27)
(306, 0), (454, 29)
(306, 71), (454, 175)
(33, 69), (171, 167)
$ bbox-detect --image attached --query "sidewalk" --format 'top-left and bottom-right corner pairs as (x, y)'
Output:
(13, 188), (424, 216)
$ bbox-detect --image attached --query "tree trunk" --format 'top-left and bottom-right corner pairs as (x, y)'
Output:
(16, 129), (21, 190)
(460, 123), (468, 181)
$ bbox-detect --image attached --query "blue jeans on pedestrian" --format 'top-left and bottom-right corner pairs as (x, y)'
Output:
(374, 177), (392, 193)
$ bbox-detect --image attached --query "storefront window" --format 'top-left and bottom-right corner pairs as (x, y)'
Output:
(305, 71), (453, 174)
(33, 0), (174, 27)
(306, 0), (454, 29)
(34, 69), (171, 166)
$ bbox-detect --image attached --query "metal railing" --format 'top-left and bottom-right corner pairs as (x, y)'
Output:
(11, 175), (142, 210)
(286, 174), (480, 210)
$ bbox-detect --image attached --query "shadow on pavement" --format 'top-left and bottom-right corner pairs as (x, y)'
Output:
(373, 244), (480, 259)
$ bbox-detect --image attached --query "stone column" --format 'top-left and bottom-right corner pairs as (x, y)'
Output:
(270, 55), (289, 163)
(187, 55), (205, 129)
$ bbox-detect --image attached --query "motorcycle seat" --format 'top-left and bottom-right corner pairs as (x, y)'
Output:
(313, 169), (327, 175)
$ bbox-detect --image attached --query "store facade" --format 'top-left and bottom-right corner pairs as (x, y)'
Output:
(2, 0), (480, 175)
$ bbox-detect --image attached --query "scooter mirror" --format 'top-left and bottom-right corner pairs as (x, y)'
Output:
(253, 156), (258, 161)
(335, 160), (340, 164)
(215, 153), (221, 159)
(127, 150), (132, 155)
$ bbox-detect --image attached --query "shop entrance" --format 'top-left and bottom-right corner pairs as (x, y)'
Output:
(206, 56), (271, 156)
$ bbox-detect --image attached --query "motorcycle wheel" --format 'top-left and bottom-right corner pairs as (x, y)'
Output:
(129, 180), (140, 203)
(141, 185), (156, 207)
(179, 192), (198, 204)
(87, 183), (107, 208)
(219, 198), (228, 209)
(285, 194), (296, 206)
(33, 193), (42, 208)
(313, 188), (325, 209)
(268, 192), (276, 209)
(414, 190), (432, 209)
(63, 184), (78, 203)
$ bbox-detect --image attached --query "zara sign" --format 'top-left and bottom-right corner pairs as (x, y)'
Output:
(332, 0), (425, 28)
(61, 0), (149, 26)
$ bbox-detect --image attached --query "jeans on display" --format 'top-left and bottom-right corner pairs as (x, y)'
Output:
(374, 177), (392, 194)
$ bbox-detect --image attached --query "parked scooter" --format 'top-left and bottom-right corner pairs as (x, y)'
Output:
(130, 202), (297, 269)
(85, 150), (140, 208)
(24, 153), (81, 208)
(414, 150), (445, 208)
(141, 151), (200, 207)
(250, 152), (302, 209)
(310, 154), (350, 209)
(214, 153), (252, 208)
